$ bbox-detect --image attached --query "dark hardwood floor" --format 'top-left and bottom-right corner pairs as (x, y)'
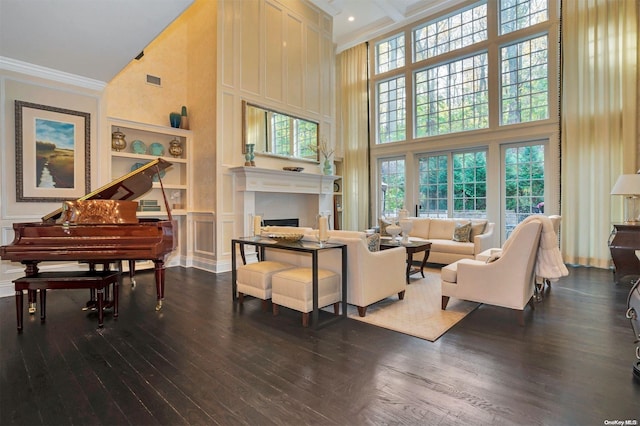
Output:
(1, 265), (639, 425)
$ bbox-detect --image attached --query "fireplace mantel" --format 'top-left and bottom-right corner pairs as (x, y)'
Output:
(230, 166), (338, 194)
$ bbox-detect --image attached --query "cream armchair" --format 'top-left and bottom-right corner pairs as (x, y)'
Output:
(440, 219), (543, 325)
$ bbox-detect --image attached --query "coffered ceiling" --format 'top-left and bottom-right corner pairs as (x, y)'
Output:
(308, 0), (465, 52)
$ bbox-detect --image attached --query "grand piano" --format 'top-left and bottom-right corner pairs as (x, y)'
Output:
(0, 158), (177, 312)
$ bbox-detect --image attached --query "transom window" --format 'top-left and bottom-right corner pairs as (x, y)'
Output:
(376, 34), (405, 74)
(413, 2), (487, 62)
(501, 35), (549, 124)
(500, 0), (548, 34)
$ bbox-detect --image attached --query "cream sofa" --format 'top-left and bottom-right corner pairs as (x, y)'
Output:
(258, 228), (407, 317)
(401, 217), (495, 264)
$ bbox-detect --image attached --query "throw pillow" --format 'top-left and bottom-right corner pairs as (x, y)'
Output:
(452, 221), (472, 242)
(366, 233), (380, 252)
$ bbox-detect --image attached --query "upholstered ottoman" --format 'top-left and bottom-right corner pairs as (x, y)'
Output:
(236, 261), (295, 310)
(271, 267), (341, 327)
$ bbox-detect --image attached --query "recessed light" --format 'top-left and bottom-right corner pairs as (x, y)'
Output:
(348, 16), (355, 22)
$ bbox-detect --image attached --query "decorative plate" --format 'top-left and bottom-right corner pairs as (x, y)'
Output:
(264, 232), (304, 242)
(131, 139), (147, 154)
(149, 142), (165, 156)
(283, 167), (304, 172)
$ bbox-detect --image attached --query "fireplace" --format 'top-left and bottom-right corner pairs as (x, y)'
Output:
(263, 218), (299, 227)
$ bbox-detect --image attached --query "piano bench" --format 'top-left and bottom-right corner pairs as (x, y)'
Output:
(13, 271), (121, 333)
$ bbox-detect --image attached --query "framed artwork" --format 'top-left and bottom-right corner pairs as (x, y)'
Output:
(15, 100), (91, 202)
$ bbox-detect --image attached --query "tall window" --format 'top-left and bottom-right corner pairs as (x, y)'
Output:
(415, 52), (489, 137)
(377, 77), (406, 143)
(379, 158), (405, 216)
(504, 144), (545, 237)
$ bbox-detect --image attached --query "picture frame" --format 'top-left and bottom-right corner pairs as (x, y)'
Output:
(15, 100), (90, 202)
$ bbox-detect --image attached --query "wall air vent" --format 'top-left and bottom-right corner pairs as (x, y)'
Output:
(146, 74), (161, 86)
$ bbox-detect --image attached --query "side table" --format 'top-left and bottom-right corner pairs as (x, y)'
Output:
(380, 238), (432, 284)
(609, 223), (640, 283)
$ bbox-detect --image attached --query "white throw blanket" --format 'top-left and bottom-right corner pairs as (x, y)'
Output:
(520, 215), (569, 282)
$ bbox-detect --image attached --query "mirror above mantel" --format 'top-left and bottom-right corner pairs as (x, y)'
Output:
(242, 100), (319, 163)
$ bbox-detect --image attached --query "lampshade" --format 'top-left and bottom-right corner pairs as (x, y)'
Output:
(611, 173), (640, 195)
(611, 172), (640, 223)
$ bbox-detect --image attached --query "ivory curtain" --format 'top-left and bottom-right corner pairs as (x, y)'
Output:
(561, 0), (638, 268)
(337, 43), (370, 231)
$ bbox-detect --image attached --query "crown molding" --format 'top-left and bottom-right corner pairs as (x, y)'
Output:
(0, 56), (106, 91)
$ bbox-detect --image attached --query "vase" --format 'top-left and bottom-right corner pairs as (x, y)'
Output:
(111, 128), (127, 152)
(179, 106), (189, 130)
(323, 158), (332, 175)
(169, 112), (181, 128)
(245, 144), (255, 166)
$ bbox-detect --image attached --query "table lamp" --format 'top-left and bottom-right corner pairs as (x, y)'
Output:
(611, 170), (640, 223)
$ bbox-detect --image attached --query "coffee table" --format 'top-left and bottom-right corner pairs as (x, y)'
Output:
(380, 238), (432, 284)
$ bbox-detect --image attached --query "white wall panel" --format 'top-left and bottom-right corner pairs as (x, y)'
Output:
(221, 91), (236, 165)
(240, 0), (261, 95)
(305, 26), (320, 114)
(221, 0), (235, 88)
(285, 13), (303, 108)
(265, 1), (284, 102)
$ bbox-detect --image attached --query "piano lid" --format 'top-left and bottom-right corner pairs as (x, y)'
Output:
(42, 158), (172, 222)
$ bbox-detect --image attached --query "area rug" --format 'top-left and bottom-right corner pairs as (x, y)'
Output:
(346, 268), (479, 341)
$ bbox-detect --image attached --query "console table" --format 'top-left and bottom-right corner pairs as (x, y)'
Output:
(231, 237), (347, 329)
(609, 223), (640, 283)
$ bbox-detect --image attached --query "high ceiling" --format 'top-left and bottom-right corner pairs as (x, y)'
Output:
(308, 0), (464, 53)
(0, 0), (193, 83)
(0, 0), (462, 83)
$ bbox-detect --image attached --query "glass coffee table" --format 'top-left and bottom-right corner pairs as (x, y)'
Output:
(380, 238), (432, 284)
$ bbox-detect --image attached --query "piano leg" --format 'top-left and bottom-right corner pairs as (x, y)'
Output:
(23, 262), (39, 314)
(15, 290), (23, 333)
(153, 260), (165, 311)
(129, 260), (136, 287)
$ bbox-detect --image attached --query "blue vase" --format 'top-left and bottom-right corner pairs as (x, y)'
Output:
(169, 112), (181, 128)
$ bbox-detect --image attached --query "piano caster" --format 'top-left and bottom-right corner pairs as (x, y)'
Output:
(155, 300), (163, 311)
(28, 303), (36, 314)
(131, 278), (137, 288)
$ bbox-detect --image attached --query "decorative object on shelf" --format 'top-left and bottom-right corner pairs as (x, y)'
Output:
(611, 170), (640, 223)
(323, 158), (333, 175)
(168, 137), (183, 158)
(149, 142), (165, 156)
(283, 167), (304, 172)
(111, 128), (127, 152)
(169, 112), (181, 128)
(179, 105), (189, 130)
(131, 139), (146, 154)
(334, 182), (340, 192)
(245, 143), (255, 166)
(170, 190), (182, 210)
